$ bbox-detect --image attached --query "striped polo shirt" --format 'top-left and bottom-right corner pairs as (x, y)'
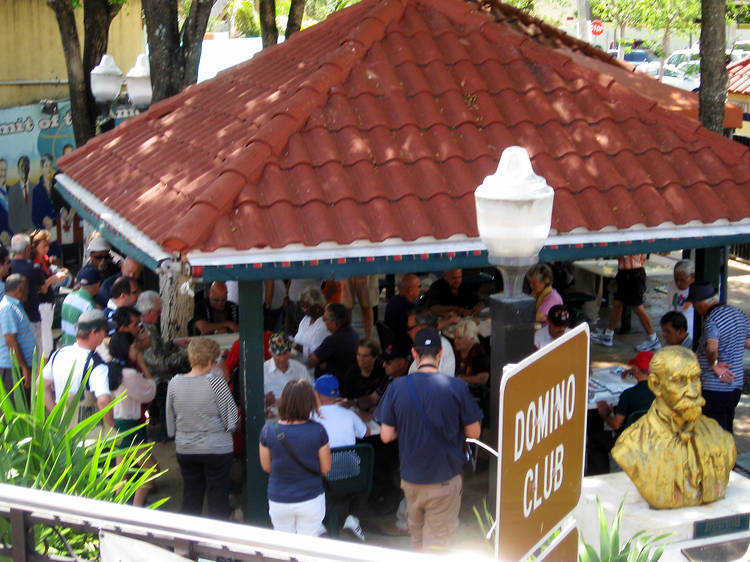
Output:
(0, 295), (37, 368)
(60, 289), (95, 346)
(697, 304), (750, 392)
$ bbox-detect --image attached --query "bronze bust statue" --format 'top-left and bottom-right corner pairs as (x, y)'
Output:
(612, 346), (736, 508)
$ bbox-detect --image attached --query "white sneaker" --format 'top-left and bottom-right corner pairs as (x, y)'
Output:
(635, 337), (661, 351)
(343, 515), (365, 541)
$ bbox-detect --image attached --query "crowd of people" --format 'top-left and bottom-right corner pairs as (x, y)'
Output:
(0, 241), (747, 552)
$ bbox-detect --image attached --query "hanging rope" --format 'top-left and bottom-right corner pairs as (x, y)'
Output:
(158, 257), (194, 341)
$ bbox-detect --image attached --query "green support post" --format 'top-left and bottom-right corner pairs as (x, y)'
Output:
(239, 280), (267, 526)
(694, 246), (727, 343)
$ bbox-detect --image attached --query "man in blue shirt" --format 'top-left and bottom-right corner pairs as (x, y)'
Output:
(375, 327), (482, 552)
(0, 274), (36, 396)
(688, 281), (750, 433)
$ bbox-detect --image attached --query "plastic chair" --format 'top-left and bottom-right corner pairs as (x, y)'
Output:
(624, 408), (648, 429)
(325, 443), (374, 537)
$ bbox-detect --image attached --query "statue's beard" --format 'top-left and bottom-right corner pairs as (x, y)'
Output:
(673, 396), (705, 423)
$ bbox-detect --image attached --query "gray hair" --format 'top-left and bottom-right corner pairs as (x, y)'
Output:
(527, 263), (553, 285)
(136, 290), (160, 315)
(10, 234), (30, 255)
(674, 259), (695, 277)
(703, 294), (720, 306)
(299, 287), (326, 308)
(454, 318), (480, 344)
(5, 273), (26, 294)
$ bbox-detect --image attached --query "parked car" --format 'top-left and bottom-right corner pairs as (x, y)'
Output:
(607, 49), (658, 64)
(635, 61), (700, 92)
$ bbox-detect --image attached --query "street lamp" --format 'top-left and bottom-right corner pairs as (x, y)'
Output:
(90, 54), (152, 131)
(125, 54), (153, 108)
(474, 146), (554, 502)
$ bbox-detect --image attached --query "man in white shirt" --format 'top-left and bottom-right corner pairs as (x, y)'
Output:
(313, 374), (368, 541)
(43, 309), (115, 427)
(668, 259), (695, 342)
(263, 331), (310, 407)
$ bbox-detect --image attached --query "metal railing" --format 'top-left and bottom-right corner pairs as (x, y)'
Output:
(0, 483), (477, 562)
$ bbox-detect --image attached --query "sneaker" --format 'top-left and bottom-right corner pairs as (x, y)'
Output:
(343, 515), (365, 541)
(635, 336), (661, 351)
(591, 330), (614, 347)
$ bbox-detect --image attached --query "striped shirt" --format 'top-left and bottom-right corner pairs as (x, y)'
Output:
(697, 304), (750, 392)
(0, 295), (36, 368)
(60, 289), (95, 346)
(166, 371), (238, 455)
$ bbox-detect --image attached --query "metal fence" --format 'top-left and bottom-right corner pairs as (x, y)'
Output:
(730, 244), (750, 263)
(0, 483), (470, 562)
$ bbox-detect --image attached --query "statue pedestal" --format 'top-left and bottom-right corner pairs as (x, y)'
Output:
(574, 472), (750, 552)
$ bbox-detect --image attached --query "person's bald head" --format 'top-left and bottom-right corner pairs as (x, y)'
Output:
(398, 274), (421, 302)
(121, 258), (143, 280)
(209, 282), (228, 311)
(443, 269), (462, 292)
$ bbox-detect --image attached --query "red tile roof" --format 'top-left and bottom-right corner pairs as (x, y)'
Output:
(58, 0), (750, 266)
(729, 57), (750, 95)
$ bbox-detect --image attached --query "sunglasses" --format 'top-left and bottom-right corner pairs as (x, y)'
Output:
(90, 252), (109, 260)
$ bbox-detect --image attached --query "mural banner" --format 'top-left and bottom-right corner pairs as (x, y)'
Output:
(0, 99), (78, 249)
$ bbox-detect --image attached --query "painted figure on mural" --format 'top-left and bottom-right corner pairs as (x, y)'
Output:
(8, 155), (34, 234)
(32, 154), (58, 232)
(0, 159), (11, 246)
(612, 346), (736, 509)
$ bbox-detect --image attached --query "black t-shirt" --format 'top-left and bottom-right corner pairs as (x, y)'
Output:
(424, 278), (479, 311)
(312, 324), (358, 381)
(455, 344), (491, 385)
(384, 294), (414, 343)
(193, 299), (239, 325)
(341, 361), (387, 399)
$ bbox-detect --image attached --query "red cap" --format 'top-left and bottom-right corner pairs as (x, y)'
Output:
(628, 351), (654, 372)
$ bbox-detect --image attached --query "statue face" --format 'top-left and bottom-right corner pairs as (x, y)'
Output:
(657, 362), (704, 422)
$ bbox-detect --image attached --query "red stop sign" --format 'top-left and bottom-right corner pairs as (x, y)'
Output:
(591, 20), (604, 36)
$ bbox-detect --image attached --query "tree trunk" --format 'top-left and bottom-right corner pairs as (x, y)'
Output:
(83, 1), (122, 135)
(259, 0), (278, 47)
(699, 0), (727, 133)
(143, 0), (216, 103)
(47, 0), (94, 146)
(159, 261), (194, 341)
(286, 0), (306, 38)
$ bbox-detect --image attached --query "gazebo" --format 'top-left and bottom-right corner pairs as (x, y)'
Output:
(56, 0), (750, 522)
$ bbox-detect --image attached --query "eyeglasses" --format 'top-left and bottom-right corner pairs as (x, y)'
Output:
(210, 297), (227, 303)
(90, 253), (108, 260)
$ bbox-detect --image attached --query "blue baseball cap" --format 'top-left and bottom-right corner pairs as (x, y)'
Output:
(314, 374), (340, 397)
(77, 266), (101, 286)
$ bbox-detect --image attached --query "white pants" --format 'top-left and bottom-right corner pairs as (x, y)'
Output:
(39, 303), (55, 360)
(268, 493), (326, 536)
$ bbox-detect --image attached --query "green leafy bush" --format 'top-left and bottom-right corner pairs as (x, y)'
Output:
(0, 358), (165, 558)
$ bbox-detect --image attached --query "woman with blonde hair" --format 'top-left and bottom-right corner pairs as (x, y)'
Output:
(166, 337), (238, 519)
(526, 263), (563, 327)
(259, 378), (331, 535)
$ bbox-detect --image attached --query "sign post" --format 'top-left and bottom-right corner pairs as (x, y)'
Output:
(495, 324), (589, 560)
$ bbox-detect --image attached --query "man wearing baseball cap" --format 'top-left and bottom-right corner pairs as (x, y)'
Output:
(60, 266), (100, 346)
(374, 327), (482, 552)
(263, 332), (310, 408)
(43, 309), (116, 427)
(597, 351), (655, 432)
(687, 280), (750, 433)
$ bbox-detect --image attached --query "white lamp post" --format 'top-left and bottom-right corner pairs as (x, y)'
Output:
(90, 53), (152, 130)
(90, 54), (123, 106)
(474, 146), (554, 296)
(125, 54), (153, 108)
(474, 146), (554, 505)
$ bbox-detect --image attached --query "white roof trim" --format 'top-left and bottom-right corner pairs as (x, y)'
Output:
(53, 172), (750, 267)
(55, 174), (172, 263)
(186, 221), (750, 267)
